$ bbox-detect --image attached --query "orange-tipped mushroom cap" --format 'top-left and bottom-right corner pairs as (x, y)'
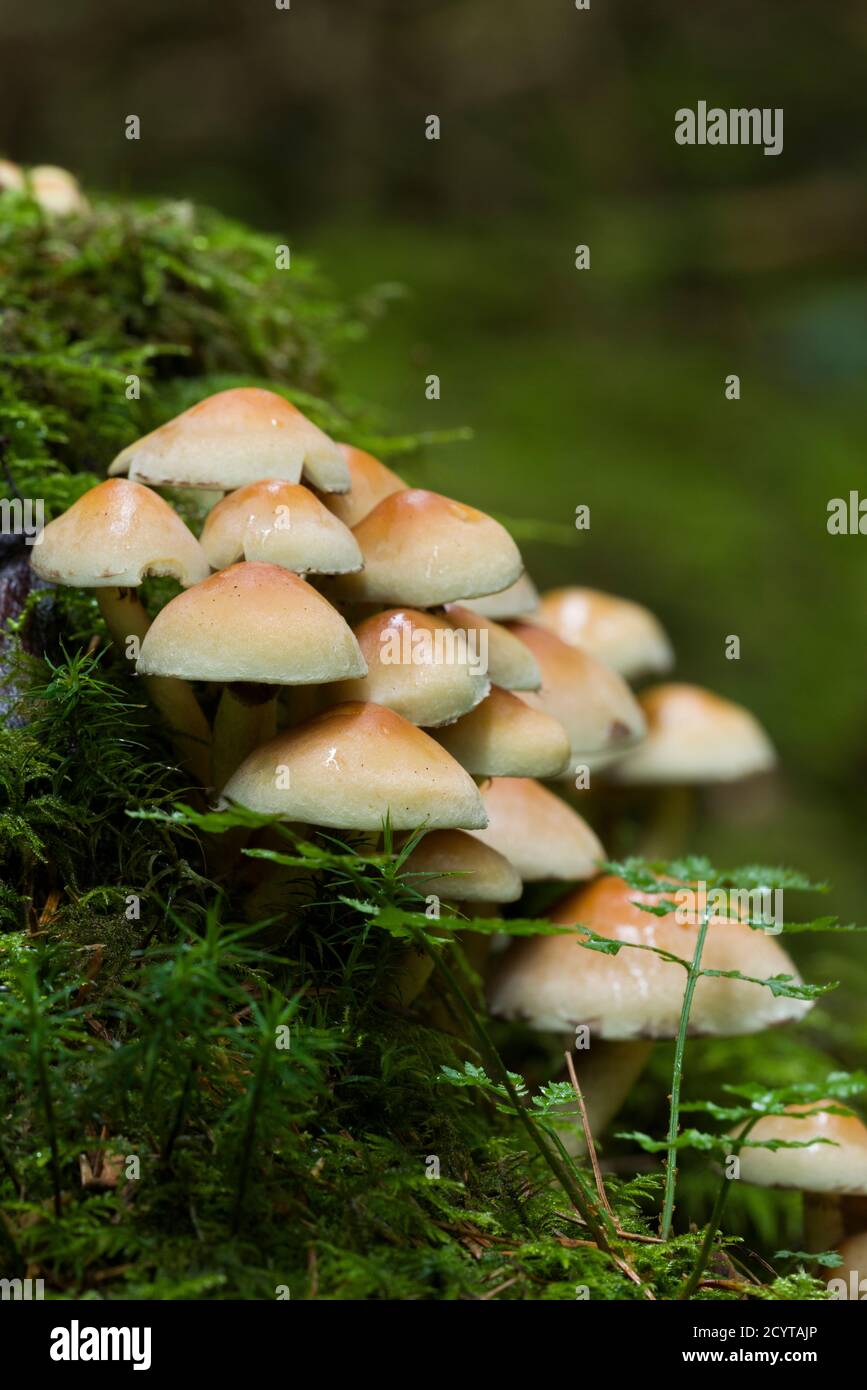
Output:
(432, 685), (571, 779)
(333, 490), (523, 607)
(488, 874), (812, 1038)
(469, 777), (602, 882)
(610, 683), (776, 785)
(536, 587), (674, 681)
(137, 562), (366, 685)
(200, 480), (362, 575)
(324, 608), (490, 727)
(30, 478), (209, 589)
(108, 388), (349, 492)
(221, 701), (487, 829)
(323, 445), (406, 528)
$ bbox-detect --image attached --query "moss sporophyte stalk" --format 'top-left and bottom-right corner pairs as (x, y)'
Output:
(0, 173), (862, 1301)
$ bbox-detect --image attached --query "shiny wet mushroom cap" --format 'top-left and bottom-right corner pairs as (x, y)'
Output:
(470, 571), (540, 620)
(30, 477), (209, 589)
(443, 605), (541, 691)
(108, 388), (349, 492)
(221, 701), (487, 830)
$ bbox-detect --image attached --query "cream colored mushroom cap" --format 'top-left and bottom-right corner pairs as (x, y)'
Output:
(333, 489), (523, 607)
(469, 777), (602, 882)
(200, 480), (362, 575)
(444, 605), (541, 691)
(324, 608), (490, 728)
(323, 445), (406, 528)
(403, 829), (521, 903)
(732, 1103), (867, 1195)
(471, 572), (540, 620)
(30, 478), (209, 589)
(137, 562), (366, 685)
(432, 685), (571, 779)
(507, 622), (646, 768)
(108, 388), (348, 492)
(536, 587), (674, 682)
(610, 683), (776, 785)
(29, 165), (88, 215)
(221, 701), (488, 829)
(487, 874), (812, 1039)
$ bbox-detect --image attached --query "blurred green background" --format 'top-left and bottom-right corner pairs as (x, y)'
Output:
(1, 0), (864, 980)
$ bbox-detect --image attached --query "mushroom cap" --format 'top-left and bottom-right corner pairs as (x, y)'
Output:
(323, 445), (406, 528)
(30, 478), (210, 589)
(469, 777), (602, 882)
(487, 874), (812, 1039)
(333, 489), (523, 607)
(828, 1233), (867, 1287)
(324, 608), (490, 728)
(536, 587), (674, 682)
(444, 605), (541, 691)
(507, 622), (646, 768)
(108, 388), (348, 492)
(609, 683), (776, 785)
(200, 480), (362, 575)
(432, 685), (571, 778)
(403, 829), (522, 903)
(221, 701), (488, 829)
(471, 571), (540, 620)
(29, 164), (87, 215)
(0, 159), (25, 192)
(137, 562), (366, 685)
(732, 1103), (867, 1195)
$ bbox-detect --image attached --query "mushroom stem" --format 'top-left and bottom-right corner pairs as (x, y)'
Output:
(213, 683), (278, 790)
(96, 587), (211, 785)
(804, 1193), (845, 1253)
(559, 1040), (654, 1155)
(641, 785), (694, 858)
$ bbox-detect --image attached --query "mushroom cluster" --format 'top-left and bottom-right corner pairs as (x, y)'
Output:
(33, 384), (804, 1153)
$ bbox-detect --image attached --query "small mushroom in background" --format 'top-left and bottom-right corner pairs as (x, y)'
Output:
(827, 1232), (867, 1297)
(137, 561), (366, 788)
(322, 445), (406, 528)
(470, 570), (540, 620)
(222, 700), (486, 831)
(432, 685), (571, 780)
(324, 608), (491, 728)
(730, 1102), (867, 1255)
(535, 587), (674, 683)
(331, 489), (523, 608)
(442, 605), (541, 692)
(606, 682), (777, 855)
(487, 873), (812, 1152)
(28, 164), (89, 215)
(505, 621), (646, 776)
(468, 776), (603, 884)
(200, 479), (363, 576)
(30, 478), (212, 783)
(108, 387), (350, 494)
